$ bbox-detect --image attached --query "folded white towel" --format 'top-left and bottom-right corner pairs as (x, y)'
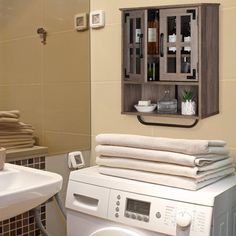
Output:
(0, 148), (6, 170)
(96, 134), (227, 155)
(98, 166), (235, 190)
(0, 110), (20, 118)
(0, 140), (35, 148)
(96, 156), (234, 178)
(96, 145), (229, 167)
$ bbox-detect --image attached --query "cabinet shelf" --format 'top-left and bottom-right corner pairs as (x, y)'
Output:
(122, 110), (199, 119)
(124, 80), (199, 86)
(167, 54), (191, 58)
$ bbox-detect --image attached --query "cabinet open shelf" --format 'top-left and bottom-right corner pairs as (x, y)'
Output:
(122, 110), (199, 119)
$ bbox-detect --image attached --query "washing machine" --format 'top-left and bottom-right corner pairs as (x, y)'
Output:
(66, 166), (236, 236)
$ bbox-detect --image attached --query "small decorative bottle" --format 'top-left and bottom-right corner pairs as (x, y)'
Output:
(147, 11), (159, 55)
(157, 90), (177, 113)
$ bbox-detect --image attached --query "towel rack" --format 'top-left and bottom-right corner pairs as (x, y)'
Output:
(137, 115), (199, 128)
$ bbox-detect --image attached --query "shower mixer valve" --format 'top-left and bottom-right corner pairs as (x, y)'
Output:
(37, 27), (47, 45)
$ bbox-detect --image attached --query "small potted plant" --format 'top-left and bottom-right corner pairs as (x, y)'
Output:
(181, 90), (196, 115)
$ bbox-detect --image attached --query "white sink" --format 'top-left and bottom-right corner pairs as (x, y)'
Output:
(0, 163), (63, 221)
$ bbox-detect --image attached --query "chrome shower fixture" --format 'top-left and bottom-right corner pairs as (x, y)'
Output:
(37, 27), (47, 45)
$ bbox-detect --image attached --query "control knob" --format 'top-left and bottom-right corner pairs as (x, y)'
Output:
(176, 211), (192, 228)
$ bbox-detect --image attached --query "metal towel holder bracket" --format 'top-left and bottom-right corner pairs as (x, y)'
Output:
(137, 115), (199, 128)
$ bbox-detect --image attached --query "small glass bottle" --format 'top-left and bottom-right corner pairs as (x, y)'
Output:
(157, 90), (177, 113)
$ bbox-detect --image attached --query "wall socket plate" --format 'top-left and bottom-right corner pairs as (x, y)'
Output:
(68, 151), (85, 169)
(74, 13), (88, 31)
(90, 10), (105, 28)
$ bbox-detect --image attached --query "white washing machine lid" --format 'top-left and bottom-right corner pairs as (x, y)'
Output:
(69, 166), (236, 206)
(90, 227), (144, 236)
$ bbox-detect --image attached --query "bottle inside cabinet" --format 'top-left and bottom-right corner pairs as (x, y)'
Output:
(147, 57), (159, 81)
(147, 10), (160, 81)
(147, 10), (159, 55)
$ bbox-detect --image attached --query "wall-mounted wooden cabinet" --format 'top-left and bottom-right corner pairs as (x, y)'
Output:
(121, 4), (219, 120)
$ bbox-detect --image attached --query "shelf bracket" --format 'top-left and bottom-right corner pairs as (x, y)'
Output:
(186, 9), (196, 20)
(137, 115), (199, 128)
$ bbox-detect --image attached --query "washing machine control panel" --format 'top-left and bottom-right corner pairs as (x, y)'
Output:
(108, 190), (213, 236)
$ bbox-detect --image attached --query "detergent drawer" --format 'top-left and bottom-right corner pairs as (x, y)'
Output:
(66, 180), (110, 219)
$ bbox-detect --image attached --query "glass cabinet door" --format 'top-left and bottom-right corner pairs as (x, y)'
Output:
(159, 8), (198, 81)
(123, 10), (146, 81)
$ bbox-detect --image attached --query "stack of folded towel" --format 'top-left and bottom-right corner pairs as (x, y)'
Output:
(95, 133), (235, 190)
(0, 110), (35, 150)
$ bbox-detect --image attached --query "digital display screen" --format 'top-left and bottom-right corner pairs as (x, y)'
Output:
(74, 155), (82, 164)
(126, 198), (150, 216)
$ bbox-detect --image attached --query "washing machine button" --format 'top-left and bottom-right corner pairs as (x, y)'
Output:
(131, 213), (137, 219)
(137, 215), (143, 221)
(115, 207), (119, 212)
(144, 216), (149, 222)
(125, 212), (130, 218)
(115, 213), (119, 218)
(117, 195), (121, 200)
(156, 212), (161, 219)
(116, 201), (120, 206)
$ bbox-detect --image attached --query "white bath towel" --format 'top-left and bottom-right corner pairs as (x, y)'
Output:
(0, 140), (35, 148)
(0, 129), (34, 135)
(98, 166), (235, 190)
(0, 135), (34, 140)
(96, 134), (227, 155)
(96, 156), (234, 178)
(96, 145), (229, 167)
(0, 117), (19, 123)
(0, 110), (20, 118)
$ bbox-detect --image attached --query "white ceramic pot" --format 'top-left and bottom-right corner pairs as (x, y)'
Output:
(181, 100), (196, 115)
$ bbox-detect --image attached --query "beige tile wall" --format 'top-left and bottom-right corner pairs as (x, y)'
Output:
(90, 0), (236, 164)
(0, 0), (90, 155)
